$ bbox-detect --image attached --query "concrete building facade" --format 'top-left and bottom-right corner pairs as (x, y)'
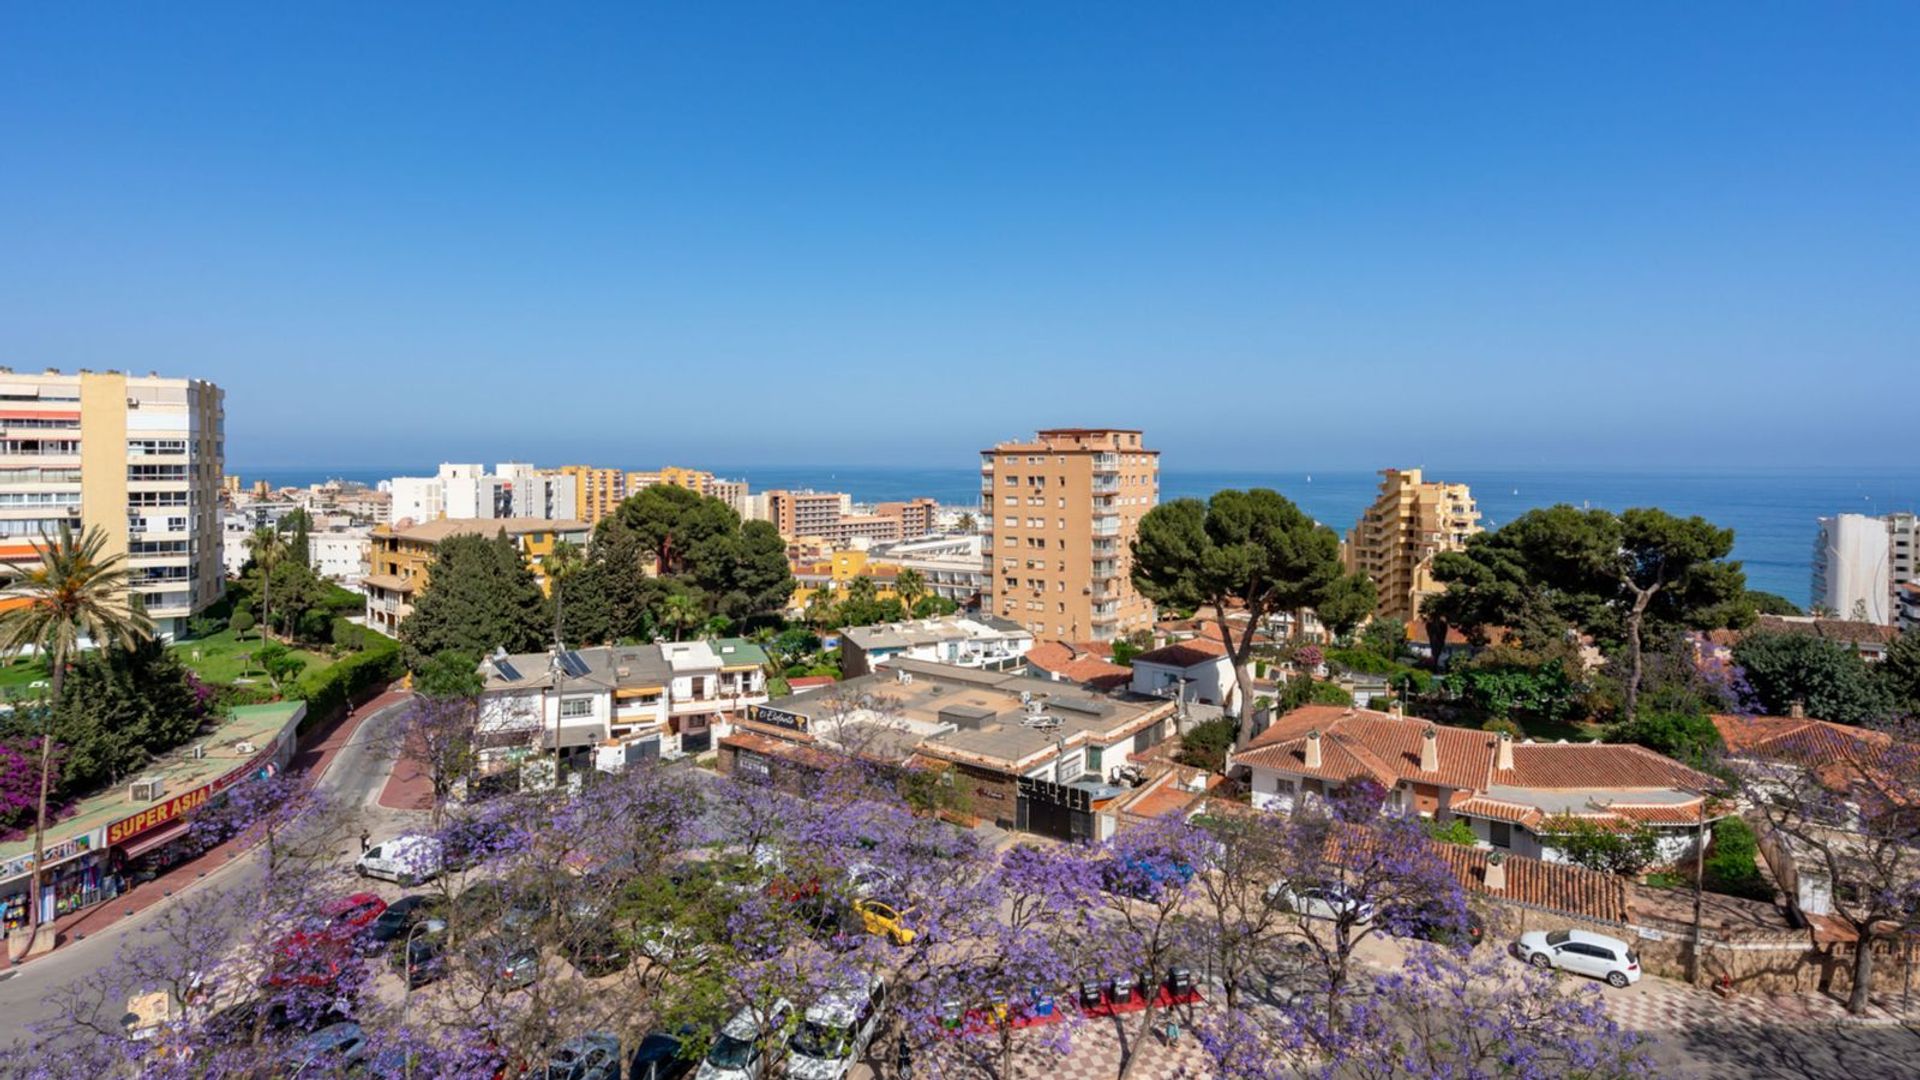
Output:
(1811, 513), (1893, 624)
(980, 428), (1158, 642)
(1342, 468), (1481, 625)
(363, 517), (588, 635)
(0, 368), (224, 640)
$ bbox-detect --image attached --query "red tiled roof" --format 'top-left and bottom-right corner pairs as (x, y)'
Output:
(1403, 619), (1469, 647)
(785, 676), (837, 689)
(1434, 844), (1631, 924)
(1132, 637), (1230, 669)
(1447, 795), (1545, 829)
(1497, 743), (1718, 793)
(1239, 706), (1496, 792)
(1026, 641), (1134, 691)
(1711, 713), (1912, 799)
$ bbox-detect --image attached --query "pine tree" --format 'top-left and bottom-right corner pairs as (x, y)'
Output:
(400, 532), (548, 670)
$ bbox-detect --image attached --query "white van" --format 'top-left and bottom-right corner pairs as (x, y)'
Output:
(786, 976), (886, 1080)
(356, 835), (443, 886)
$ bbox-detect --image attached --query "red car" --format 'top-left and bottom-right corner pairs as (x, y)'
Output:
(320, 892), (389, 938)
(266, 932), (351, 988)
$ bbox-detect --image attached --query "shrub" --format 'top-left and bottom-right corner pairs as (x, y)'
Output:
(767, 677), (791, 697)
(229, 609), (256, 636)
(1173, 717), (1237, 772)
(1425, 817), (1478, 846)
(1704, 816), (1772, 901)
(1542, 816), (1662, 877)
(295, 639), (403, 728)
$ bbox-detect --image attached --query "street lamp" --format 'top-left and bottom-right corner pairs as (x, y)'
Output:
(398, 915), (445, 1076)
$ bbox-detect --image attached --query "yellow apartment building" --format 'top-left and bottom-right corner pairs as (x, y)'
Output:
(1342, 468), (1482, 624)
(362, 517), (589, 636)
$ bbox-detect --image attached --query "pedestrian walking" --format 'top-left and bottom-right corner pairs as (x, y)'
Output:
(359, 829), (371, 854)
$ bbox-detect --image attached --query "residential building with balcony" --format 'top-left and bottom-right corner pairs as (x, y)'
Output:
(760, 489), (854, 538)
(1342, 468), (1481, 625)
(473, 637), (769, 769)
(867, 534), (987, 605)
(980, 428), (1158, 642)
(362, 516), (588, 636)
(556, 465), (628, 524)
(873, 498), (940, 539)
(0, 368), (223, 641)
(1811, 513), (1893, 623)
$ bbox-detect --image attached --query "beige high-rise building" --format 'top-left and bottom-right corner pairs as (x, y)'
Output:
(557, 465), (627, 524)
(762, 490), (853, 538)
(981, 429), (1158, 642)
(1343, 467), (1481, 625)
(0, 368), (225, 640)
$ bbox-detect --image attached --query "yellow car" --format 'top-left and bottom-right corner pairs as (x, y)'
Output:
(853, 899), (917, 946)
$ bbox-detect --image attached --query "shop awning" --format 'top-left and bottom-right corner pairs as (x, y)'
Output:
(117, 822), (192, 861)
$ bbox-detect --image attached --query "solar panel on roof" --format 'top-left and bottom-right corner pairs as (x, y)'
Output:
(559, 650), (591, 678)
(493, 659), (523, 682)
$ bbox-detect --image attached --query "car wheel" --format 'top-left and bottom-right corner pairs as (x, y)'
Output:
(1528, 952), (1552, 971)
(1607, 971), (1630, 988)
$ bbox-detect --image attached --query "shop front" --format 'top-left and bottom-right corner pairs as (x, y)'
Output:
(0, 829), (110, 932)
(104, 746), (284, 882)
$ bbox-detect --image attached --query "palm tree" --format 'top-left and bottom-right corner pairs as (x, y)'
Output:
(0, 524), (151, 947)
(246, 526), (285, 640)
(659, 593), (703, 642)
(895, 568), (928, 616)
(957, 512), (976, 534)
(545, 538), (584, 647)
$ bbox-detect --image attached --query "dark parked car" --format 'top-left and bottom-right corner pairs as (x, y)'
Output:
(560, 927), (631, 977)
(629, 1031), (699, 1080)
(472, 935), (540, 990)
(548, 1033), (622, 1080)
(1382, 901), (1486, 948)
(282, 1021), (368, 1073)
(368, 894), (441, 946)
(389, 920), (451, 988)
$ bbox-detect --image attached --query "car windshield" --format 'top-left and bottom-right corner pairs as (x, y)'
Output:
(1545, 930), (1572, 946)
(790, 1021), (850, 1060)
(707, 1035), (755, 1069)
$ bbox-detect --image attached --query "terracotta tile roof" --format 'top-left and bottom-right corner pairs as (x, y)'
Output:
(1025, 641), (1134, 691)
(1132, 637), (1230, 669)
(1711, 713), (1912, 799)
(1496, 743), (1718, 793)
(1447, 795), (1545, 829)
(1237, 705), (1721, 831)
(785, 676), (838, 689)
(1434, 844), (1631, 924)
(1403, 619), (1469, 647)
(1753, 614), (1898, 646)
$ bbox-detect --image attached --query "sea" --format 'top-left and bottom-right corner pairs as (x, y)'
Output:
(237, 465), (1920, 609)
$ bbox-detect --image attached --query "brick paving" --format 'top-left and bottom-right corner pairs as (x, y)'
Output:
(376, 726), (436, 811)
(19, 688), (411, 966)
(1601, 974), (1920, 1032)
(920, 1008), (1215, 1080)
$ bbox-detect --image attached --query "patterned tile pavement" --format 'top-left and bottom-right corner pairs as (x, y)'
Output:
(922, 1009), (1217, 1080)
(1600, 975), (1920, 1032)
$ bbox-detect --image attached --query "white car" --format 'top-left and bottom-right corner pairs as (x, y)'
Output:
(1266, 882), (1376, 923)
(1517, 928), (1642, 987)
(356, 834), (443, 886)
(786, 976), (887, 1080)
(695, 999), (794, 1080)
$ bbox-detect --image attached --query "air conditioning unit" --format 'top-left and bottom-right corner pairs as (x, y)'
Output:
(130, 776), (165, 802)
(188, 744), (206, 760)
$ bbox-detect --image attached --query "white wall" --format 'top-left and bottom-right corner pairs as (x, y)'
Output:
(1131, 655), (1234, 709)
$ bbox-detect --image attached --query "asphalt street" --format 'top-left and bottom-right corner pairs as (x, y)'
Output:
(0, 695), (415, 1048)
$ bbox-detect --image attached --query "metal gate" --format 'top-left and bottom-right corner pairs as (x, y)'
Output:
(1017, 776), (1094, 842)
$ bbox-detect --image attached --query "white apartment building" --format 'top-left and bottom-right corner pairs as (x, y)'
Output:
(384, 463), (577, 526)
(1811, 513), (1895, 624)
(0, 368), (224, 640)
(867, 534), (989, 604)
(309, 528), (371, 586)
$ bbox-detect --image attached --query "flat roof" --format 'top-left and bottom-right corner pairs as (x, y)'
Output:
(376, 517), (589, 543)
(0, 701), (306, 870)
(758, 658), (1173, 771)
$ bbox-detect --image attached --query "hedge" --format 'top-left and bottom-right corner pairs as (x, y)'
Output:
(295, 639), (404, 730)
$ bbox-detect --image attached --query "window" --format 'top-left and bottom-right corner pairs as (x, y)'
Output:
(1487, 820), (1511, 848)
(1085, 746), (1103, 774)
(558, 697), (595, 720)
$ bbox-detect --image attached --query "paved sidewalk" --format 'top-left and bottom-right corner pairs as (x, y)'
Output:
(376, 726), (436, 811)
(16, 688), (412, 967)
(1604, 972), (1920, 1031)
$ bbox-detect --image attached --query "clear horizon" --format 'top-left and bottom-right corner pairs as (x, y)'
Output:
(5, 5), (1916, 469)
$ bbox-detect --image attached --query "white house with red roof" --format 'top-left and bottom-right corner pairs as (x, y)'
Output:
(1128, 636), (1237, 712)
(1232, 704), (1726, 864)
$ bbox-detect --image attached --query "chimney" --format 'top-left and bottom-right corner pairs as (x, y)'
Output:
(1390, 700), (1403, 719)
(1496, 731), (1514, 771)
(1304, 729), (1322, 769)
(1484, 853), (1506, 892)
(1420, 726), (1438, 773)
(1789, 700), (1806, 719)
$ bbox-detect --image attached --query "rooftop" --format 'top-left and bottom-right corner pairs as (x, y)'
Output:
(756, 658), (1175, 772)
(0, 702), (307, 868)
(842, 615), (1031, 652)
(1024, 641), (1132, 691)
(376, 517), (589, 544)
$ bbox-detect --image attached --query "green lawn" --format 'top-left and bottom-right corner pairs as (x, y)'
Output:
(0, 656), (52, 695)
(171, 628), (334, 686)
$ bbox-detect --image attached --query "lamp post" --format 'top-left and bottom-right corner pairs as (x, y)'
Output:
(398, 916), (444, 1078)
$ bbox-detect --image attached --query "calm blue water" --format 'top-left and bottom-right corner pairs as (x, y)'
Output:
(237, 465), (1920, 607)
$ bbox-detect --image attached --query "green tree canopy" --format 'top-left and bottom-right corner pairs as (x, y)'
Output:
(1132, 489), (1344, 748)
(1315, 572), (1377, 643)
(1745, 590), (1803, 616)
(1733, 630), (1893, 726)
(400, 531), (548, 670)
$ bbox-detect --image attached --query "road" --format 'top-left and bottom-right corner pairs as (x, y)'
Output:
(0, 695), (416, 1047)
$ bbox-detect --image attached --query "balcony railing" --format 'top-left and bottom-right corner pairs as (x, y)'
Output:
(1091, 477), (1119, 494)
(1091, 516), (1120, 537)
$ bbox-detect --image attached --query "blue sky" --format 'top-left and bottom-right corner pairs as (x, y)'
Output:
(2, 4), (1915, 470)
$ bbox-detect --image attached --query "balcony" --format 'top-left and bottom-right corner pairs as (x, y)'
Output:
(1091, 560), (1118, 580)
(1092, 453), (1119, 470)
(1091, 515), (1120, 537)
(1091, 476), (1119, 494)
